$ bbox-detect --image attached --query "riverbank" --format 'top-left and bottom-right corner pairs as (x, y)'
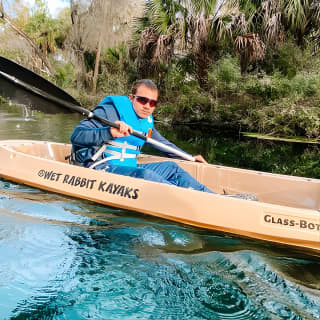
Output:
(66, 53), (320, 140)
(1, 48), (320, 141)
(152, 55), (320, 139)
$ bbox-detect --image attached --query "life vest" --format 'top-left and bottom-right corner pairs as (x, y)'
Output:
(93, 96), (153, 168)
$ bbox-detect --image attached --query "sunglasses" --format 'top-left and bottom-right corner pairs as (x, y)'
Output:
(133, 95), (158, 108)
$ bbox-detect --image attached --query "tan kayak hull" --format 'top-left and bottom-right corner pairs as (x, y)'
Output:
(0, 140), (319, 255)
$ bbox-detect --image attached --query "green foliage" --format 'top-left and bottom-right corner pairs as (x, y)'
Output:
(0, 95), (8, 104)
(97, 46), (133, 96)
(54, 8), (72, 49)
(54, 62), (75, 88)
(0, 49), (25, 62)
(102, 47), (122, 74)
(70, 89), (102, 111)
(245, 72), (320, 102)
(83, 51), (96, 72)
(4, 0), (320, 141)
(24, 0), (68, 55)
(162, 63), (189, 96)
(216, 56), (241, 83)
(264, 42), (314, 78)
(246, 104), (320, 138)
(149, 63), (214, 121)
(208, 56), (242, 92)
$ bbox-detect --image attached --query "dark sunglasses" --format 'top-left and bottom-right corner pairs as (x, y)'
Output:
(134, 95), (158, 108)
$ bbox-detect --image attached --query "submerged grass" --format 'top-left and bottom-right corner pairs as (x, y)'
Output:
(241, 132), (320, 144)
(0, 95), (8, 104)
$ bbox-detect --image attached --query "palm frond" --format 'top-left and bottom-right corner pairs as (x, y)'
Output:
(235, 33), (266, 72)
(284, 0), (307, 32)
(261, 0), (283, 46)
(153, 33), (174, 64)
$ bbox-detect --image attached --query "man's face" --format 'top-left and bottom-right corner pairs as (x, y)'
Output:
(129, 85), (158, 119)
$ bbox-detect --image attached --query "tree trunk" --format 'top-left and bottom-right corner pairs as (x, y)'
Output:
(92, 30), (103, 94)
(0, 0), (3, 18)
(70, 0), (88, 89)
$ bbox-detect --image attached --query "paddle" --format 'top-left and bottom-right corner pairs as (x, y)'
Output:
(0, 56), (195, 162)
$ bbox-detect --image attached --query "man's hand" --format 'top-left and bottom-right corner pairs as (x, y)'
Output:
(194, 154), (208, 164)
(110, 121), (133, 138)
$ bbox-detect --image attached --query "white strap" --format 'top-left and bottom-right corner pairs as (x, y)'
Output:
(106, 149), (137, 161)
(89, 156), (116, 169)
(106, 140), (138, 150)
(89, 150), (137, 169)
(91, 144), (107, 161)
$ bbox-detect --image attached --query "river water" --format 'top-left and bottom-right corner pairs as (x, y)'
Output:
(0, 103), (320, 320)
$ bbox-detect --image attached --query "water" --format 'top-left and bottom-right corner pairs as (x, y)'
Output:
(1, 103), (320, 319)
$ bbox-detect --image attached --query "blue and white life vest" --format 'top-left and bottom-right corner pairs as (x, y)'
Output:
(93, 96), (153, 168)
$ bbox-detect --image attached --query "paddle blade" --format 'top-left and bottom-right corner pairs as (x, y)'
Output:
(0, 74), (74, 114)
(0, 56), (80, 114)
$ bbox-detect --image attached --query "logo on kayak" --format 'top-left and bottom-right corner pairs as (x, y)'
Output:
(37, 169), (140, 199)
(98, 181), (139, 199)
(263, 212), (320, 232)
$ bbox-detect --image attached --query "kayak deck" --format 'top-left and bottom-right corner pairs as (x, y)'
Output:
(0, 140), (320, 255)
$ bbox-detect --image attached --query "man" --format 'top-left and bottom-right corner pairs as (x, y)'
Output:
(70, 79), (213, 193)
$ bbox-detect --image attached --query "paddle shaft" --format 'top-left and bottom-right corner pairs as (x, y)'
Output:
(0, 69), (195, 162)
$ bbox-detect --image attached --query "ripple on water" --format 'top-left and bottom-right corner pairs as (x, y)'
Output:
(190, 250), (320, 320)
(1, 179), (320, 319)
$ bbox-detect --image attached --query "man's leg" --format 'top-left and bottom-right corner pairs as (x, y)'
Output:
(105, 164), (174, 185)
(139, 161), (214, 193)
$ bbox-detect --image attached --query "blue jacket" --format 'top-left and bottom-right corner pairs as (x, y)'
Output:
(70, 95), (190, 168)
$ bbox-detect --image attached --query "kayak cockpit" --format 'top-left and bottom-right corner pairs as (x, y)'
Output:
(4, 140), (71, 163)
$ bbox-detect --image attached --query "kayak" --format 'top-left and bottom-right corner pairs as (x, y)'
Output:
(0, 139), (320, 255)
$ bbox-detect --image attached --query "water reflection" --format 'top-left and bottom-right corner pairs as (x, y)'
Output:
(0, 103), (320, 319)
(0, 102), (82, 143)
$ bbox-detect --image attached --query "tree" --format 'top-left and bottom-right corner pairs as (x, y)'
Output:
(25, 0), (59, 59)
(134, 0), (238, 87)
(134, 0), (320, 82)
(69, 0), (145, 90)
(235, 33), (266, 73)
(0, 0), (53, 74)
(231, 0), (320, 72)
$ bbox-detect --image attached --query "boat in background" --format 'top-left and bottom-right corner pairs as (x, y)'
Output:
(0, 139), (319, 255)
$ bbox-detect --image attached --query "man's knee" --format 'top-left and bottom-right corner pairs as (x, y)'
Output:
(162, 161), (184, 174)
(142, 168), (168, 183)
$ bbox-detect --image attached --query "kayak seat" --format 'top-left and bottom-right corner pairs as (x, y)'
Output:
(65, 152), (82, 166)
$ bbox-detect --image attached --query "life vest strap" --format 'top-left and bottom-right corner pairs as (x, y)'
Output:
(106, 140), (138, 150)
(89, 150), (137, 169)
(105, 149), (137, 161)
(88, 156), (115, 169)
(90, 144), (107, 162)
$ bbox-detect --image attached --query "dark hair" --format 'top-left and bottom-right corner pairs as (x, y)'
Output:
(131, 79), (158, 95)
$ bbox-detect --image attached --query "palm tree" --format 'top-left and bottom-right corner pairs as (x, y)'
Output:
(135, 0), (320, 83)
(237, 0), (320, 49)
(235, 33), (266, 73)
(230, 0), (320, 71)
(133, 0), (181, 79)
(134, 0), (239, 87)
